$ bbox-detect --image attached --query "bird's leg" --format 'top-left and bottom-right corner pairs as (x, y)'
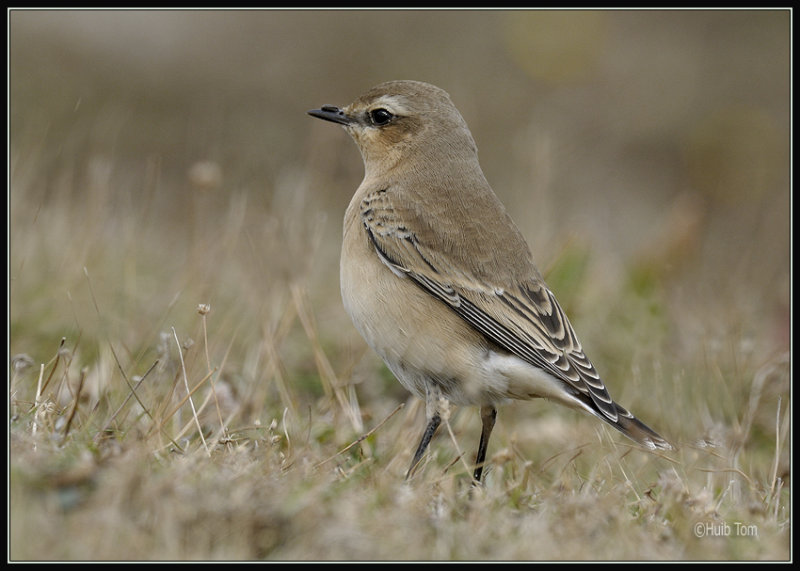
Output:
(406, 412), (441, 479)
(406, 385), (446, 479)
(473, 405), (497, 483)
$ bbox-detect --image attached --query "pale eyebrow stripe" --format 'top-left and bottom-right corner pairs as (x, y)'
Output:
(371, 95), (409, 115)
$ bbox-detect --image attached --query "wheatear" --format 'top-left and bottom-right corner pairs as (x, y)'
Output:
(308, 80), (671, 483)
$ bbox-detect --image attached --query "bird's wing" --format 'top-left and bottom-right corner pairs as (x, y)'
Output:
(359, 187), (622, 423)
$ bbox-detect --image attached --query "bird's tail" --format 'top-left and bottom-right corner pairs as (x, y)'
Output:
(604, 403), (673, 451)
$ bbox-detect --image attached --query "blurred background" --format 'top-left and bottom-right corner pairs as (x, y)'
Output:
(10, 8), (790, 437)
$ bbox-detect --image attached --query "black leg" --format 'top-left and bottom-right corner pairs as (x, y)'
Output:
(473, 405), (497, 483)
(406, 412), (441, 479)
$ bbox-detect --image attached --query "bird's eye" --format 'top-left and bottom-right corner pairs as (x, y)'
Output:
(369, 108), (394, 126)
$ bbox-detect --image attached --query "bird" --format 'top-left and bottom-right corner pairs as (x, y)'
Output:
(308, 80), (672, 483)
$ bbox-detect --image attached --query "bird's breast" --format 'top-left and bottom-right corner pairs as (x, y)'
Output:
(339, 210), (510, 406)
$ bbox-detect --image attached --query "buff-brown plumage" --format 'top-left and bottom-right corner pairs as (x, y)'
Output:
(308, 80), (671, 482)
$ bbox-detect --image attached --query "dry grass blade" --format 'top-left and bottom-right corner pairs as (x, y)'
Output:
(95, 359), (159, 442)
(38, 337), (67, 395)
(316, 402), (405, 468)
(442, 411), (474, 479)
(60, 366), (87, 441)
(291, 283), (363, 433)
(31, 363), (44, 441)
(172, 327), (210, 456)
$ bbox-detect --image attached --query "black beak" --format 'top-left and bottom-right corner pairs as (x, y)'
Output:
(307, 105), (353, 126)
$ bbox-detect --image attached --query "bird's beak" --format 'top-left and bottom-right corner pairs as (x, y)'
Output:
(307, 105), (353, 126)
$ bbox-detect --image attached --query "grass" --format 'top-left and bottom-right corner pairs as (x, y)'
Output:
(9, 10), (790, 561)
(8, 146), (790, 560)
